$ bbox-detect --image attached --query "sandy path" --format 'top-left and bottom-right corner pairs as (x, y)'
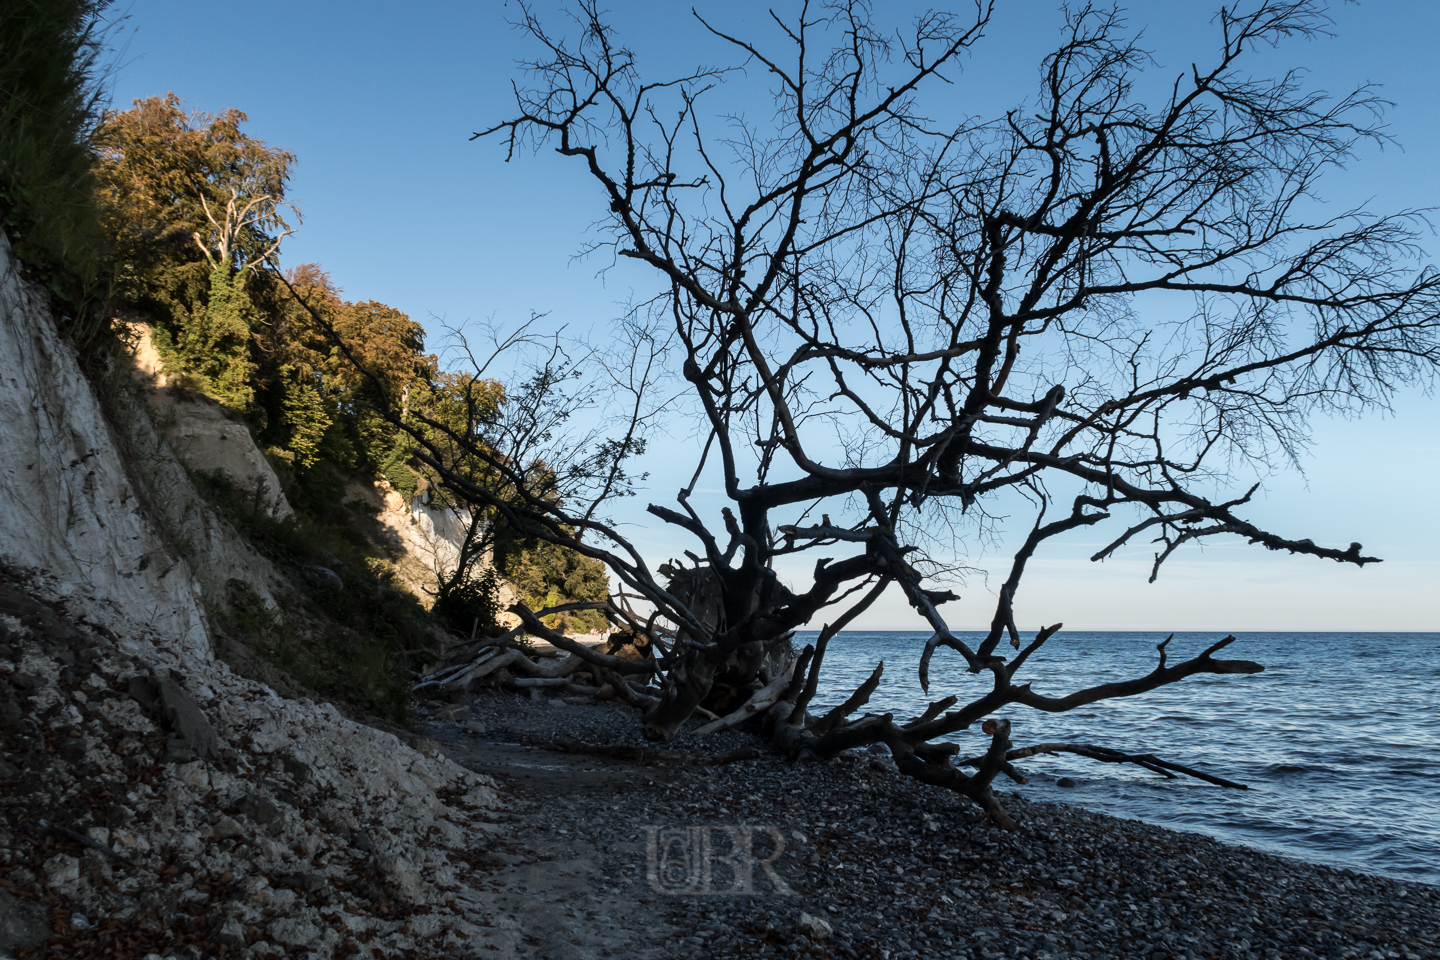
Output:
(429, 728), (681, 959)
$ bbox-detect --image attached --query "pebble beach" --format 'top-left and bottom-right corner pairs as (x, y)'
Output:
(4, 575), (1434, 960)
(429, 692), (1440, 960)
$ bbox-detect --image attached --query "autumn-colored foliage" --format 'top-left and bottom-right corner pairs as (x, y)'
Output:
(6, 52), (608, 642)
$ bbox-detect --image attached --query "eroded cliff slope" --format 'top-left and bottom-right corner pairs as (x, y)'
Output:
(0, 229), (507, 959)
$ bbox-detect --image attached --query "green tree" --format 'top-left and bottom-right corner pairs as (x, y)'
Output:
(259, 264), (440, 513)
(497, 533), (610, 634)
(400, 367), (611, 634)
(93, 94), (296, 408)
(412, 372), (509, 632)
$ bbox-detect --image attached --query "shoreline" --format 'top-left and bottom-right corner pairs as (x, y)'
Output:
(800, 629), (1440, 889)
(417, 691), (1440, 959)
(5, 563), (1430, 960)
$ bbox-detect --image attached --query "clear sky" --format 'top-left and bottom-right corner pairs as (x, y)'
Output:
(100, 1), (1438, 631)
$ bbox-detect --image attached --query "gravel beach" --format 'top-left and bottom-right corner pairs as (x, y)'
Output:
(4, 571), (1433, 960)
(422, 691), (1440, 960)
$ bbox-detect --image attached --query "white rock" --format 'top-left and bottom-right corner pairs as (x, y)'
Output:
(797, 912), (833, 941)
(112, 831), (150, 854)
(213, 816), (245, 839)
(461, 784), (498, 809)
(217, 917), (247, 947)
(253, 838), (287, 861)
(176, 760), (210, 790)
(43, 854), (80, 885)
(0, 235), (211, 655)
(268, 918), (324, 949)
(379, 855), (426, 903)
(244, 876), (272, 904)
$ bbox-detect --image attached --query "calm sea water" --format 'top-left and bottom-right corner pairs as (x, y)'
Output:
(803, 631), (1440, 885)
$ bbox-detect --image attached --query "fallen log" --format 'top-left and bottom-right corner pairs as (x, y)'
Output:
(416, 647), (592, 695)
(957, 741), (1249, 789)
(692, 673), (794, 736)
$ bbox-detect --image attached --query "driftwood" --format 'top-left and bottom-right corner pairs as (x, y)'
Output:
(414, 647), (589, 695)
(418, 591), (1253, 828)
(692, 673), (793, 736)
(415, 595), (666, 700)
(958, 742), (1249, 790)
(551, 736), (762, 766)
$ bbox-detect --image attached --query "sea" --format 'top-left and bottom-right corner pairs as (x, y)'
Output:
(802, 630), (1440, 886)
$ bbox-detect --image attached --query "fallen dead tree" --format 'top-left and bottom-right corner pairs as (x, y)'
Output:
(420, 591), (1257, 828)
(958, 743), (1249, 791)
(414, 599), (659, 698)
(317, 1), (1436, 830)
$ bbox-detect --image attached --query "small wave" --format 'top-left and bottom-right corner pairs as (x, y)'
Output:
(813, 629), (1440, 883)
(1257, 762), (1326, 776)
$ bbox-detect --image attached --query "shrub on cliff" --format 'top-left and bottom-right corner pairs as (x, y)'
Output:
(0, 0), (111, 337)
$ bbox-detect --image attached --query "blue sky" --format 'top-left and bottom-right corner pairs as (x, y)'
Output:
(101, 1), (1438, 630)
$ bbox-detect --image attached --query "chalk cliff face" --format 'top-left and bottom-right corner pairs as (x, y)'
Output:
(0, 236), (503, 957)
(126, 314), (497, 622)
(348, 479), (520, 625)
(0, 233), (211, 657)
(124, 320), (293, 522)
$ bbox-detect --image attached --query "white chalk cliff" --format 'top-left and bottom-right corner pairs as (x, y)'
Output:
(0, 231), (506, 956)
(0, 233), (212, 656)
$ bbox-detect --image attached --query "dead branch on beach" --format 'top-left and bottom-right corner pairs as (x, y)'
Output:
(352, 0), (1436, 830)
(958, 743), (1250, 790)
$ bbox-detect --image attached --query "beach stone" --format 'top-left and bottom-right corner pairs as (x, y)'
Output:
(213, 816), (245, 839)
(379, 855), (426, 902)
(797, 912), (833, 941)
(156, 671), (229, 763)
(244, 877), (272, 904)
(216, 917), (246, 947)
(42, 854), (80, 885)
(238, 792), (281, 826)
(433, 703), (470, 722)
(281, 753), (312, 782)
(1057, 777), (1077, 788)
(164, 734), (196, 763)
(253, 837), (286, 861)
(125, 674), (159, 710)
(175, 759), (209, 789)
(461, 783), (498, 808)
(268, 918), (324, 948)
